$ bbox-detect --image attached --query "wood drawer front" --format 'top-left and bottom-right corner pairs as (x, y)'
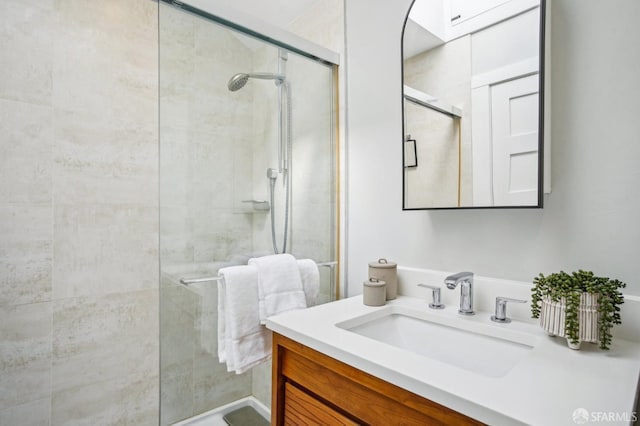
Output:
(273, 333), (484, 426)
(284, 382), (359, 426)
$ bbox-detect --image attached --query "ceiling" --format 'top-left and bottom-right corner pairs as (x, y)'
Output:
(403, 19), (445, 59)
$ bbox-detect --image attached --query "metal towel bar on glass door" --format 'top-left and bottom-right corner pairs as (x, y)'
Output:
(179, 276), (223, 285)
(178, 260), (337, 287)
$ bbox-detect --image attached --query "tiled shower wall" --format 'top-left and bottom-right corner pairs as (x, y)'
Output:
(0, 1), (159, 425)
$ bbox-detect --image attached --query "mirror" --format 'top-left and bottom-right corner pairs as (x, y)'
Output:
(402, 0), (545, 209)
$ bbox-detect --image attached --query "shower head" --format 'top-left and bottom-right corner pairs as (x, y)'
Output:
(227, 72), (286, 92)
(228, 73), (250, 91)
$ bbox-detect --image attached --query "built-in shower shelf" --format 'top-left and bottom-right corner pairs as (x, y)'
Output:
(241, 200), (270, 212)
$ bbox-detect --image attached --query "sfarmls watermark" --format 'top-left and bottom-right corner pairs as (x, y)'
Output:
(573, 408), (638, 424)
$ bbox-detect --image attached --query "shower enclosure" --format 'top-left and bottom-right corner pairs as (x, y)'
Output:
(159, 2), (338, 425)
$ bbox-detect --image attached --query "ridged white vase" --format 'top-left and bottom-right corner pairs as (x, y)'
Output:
(539, 293), (600, 350)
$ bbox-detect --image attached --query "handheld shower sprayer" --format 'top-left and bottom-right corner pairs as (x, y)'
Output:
(229, 67), (290, 254)
(267, 168), (279, 180)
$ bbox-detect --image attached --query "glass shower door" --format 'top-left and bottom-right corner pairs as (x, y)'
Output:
(159, 2), (337, 424)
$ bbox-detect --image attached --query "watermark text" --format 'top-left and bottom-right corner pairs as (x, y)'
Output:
(573, 408), (637, 424)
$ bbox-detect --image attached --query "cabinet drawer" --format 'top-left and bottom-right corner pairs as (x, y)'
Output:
(284, 382), (358, 426)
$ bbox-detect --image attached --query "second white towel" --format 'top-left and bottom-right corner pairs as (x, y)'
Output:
(249, 253), (307, 324)
(297, 258), (320, 307)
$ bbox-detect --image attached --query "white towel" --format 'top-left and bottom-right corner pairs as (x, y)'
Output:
(216, 277), (227, 363)
(297, 259), (320, 307)
(217, 265), (271, 374)
(249, 254), (307, 324)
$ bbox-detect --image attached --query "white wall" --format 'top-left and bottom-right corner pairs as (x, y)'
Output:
(345, 0), (640, 296)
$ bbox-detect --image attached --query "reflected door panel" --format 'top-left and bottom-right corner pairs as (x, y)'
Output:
(491, 74), (539, 206)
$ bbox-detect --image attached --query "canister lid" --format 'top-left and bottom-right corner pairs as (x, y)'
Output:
(363, 277), (386, 287)
(368, 258), (397, 269)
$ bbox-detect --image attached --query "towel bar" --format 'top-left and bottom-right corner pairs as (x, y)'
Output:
(179, 276), (222, 285)
(178, 260), (337, 286)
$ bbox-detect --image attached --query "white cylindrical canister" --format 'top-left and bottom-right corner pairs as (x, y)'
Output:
(368, 258), (398, 300)
(363, 278), (386, 306)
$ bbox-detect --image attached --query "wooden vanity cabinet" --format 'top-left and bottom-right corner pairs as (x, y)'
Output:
(271, 332), (484, 426)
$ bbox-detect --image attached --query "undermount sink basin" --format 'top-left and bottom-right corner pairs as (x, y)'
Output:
(336, 306), (537, 378)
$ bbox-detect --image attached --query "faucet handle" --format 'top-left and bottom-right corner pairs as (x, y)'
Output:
(491, 297), (527, 323)
(417, 284), (445, 309)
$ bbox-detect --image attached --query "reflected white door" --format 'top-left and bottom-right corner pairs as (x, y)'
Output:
(491, 74), (539, 205)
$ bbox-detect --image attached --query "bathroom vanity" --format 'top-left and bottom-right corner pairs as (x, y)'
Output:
(271, 332), (481, 425)
(267, 295), (640, 425)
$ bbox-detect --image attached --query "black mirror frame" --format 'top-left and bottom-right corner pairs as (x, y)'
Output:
(401, 0), (546, 210)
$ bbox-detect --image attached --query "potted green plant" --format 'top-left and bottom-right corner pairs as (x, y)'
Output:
(530, 270), (626, 350)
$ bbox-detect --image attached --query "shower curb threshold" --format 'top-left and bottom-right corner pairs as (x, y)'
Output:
(172, 396), (270, 426)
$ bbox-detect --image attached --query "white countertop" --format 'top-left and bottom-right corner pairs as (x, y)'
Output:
(266, 295), (640, 426)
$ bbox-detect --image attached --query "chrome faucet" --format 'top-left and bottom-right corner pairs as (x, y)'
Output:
(445, 272), (474, 315)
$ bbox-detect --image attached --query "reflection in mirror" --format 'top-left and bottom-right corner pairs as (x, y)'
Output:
(402, 0), (544, 209)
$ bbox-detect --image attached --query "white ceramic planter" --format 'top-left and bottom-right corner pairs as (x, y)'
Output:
(539, 293), (600, 350)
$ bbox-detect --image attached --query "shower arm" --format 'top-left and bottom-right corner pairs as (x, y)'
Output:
(250, 72), (285, 84)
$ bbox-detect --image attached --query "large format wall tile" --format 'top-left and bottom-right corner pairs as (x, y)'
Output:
(52, 290), (158, 388)
(0, 99), (53, 204)
(160, 282), (195, 425)
(54, 0), (156, 41)
(52, 373), (158, 426)
(193, 350), (251, 415)
(0, 1), (53, 105)
(160, 286), (196, 369)
(0, 302), (52, 411)
(53, 204), (158, 299)
(160, 362), (193, 426)
(51, 289), (159, 425)
(191, 211), (253, 263)
(0, 204), (52, 306)
(52, 0), (158, 207)
(52, 0), (157, 116)
(0, 398), (51, 426)
(160, 128), (191, 208)
(160, 205), (195, 264)
(251, 361), (271, 408)
(52, 108), (158, 206)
